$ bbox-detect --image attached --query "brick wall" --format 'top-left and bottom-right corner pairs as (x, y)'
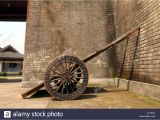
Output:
(115, 0), (160, 85)
(22, 0), (116, 87)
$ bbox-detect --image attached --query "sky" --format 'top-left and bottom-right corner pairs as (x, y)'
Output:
(0, 22), (26, 54)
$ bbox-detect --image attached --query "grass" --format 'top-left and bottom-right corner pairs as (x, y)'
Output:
(0, 72), (22, 78)
(6, 72), (21, 74)
(0, 75), (22, 78)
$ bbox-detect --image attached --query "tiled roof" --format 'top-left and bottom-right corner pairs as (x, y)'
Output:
(0, 51), (23, 59)
(0, 45), (18, 52)
(0, 45), (23, 59)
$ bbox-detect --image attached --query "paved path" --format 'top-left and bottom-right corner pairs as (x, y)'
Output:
(0, 82), (159, 108)
(0, 82), (50, 108)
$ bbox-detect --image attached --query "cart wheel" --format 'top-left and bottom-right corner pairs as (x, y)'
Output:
(44, 55), (88, 100)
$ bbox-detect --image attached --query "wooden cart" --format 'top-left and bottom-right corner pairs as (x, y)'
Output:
(22, 27), (140, 100)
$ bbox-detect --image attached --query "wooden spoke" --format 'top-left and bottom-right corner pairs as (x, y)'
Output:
(61, 84), (65, 94)
(73, 76), (83, 79)
(71, 66), (81, 73)
(67, 62), (72, 70)
(56, 82), (63, 92)
(49, 77), (61, 82)
(69, 63), (76, 72)
(74, 72), (82, 75)
(64, 60), (69, 71)
(56, 65), (64, 73)
(72, 78), (80, 83)
(51, 69), (61, 76)
(60, 63), (66, 72)
(50, 80), (61, 88)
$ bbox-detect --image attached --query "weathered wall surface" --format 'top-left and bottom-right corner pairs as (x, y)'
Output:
(23, 0), (116, 87)
(115, 0), (160, 85)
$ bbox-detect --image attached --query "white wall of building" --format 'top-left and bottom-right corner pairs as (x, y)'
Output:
(0, 62), (2, 72)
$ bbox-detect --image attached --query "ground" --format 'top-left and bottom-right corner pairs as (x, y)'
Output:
(0, 81), (160, 109)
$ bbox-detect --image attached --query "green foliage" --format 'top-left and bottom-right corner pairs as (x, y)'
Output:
(19, 72), (22, 75)
(0, 72), (7, 76)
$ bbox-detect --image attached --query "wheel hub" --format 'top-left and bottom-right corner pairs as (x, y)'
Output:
(61, 71), (73, 82)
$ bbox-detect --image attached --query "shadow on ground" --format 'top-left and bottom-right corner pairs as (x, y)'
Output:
(84, 86), (127, 94)
(29, 87), (127, 100)
(84, 87), (107, 94)
(30, 90), (50, 98)
(75, 94), (97, 100)
(30, 87), (108, 100)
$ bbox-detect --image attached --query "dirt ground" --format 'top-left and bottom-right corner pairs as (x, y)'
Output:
(0, 82), (160, 108)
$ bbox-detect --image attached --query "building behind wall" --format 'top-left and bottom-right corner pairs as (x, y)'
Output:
(0, 45), (23, 73)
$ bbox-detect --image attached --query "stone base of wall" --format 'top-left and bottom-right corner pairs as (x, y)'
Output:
(114, 78), (160, 101)
(89, 78), (116, 87)
(87, 77), (160, 101)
